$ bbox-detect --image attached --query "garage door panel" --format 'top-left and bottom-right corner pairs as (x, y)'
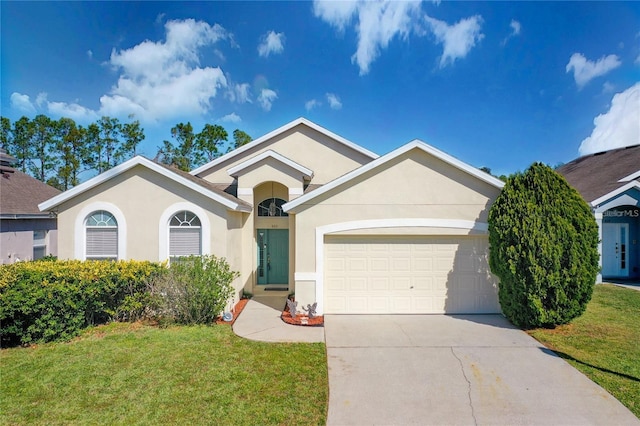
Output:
(393, 277), (411, 290)
(371, 257), (389, 271)
(326, 276), (346, 291)
(326, 257), (345, 272)
(392, 257), (411, 271)
(371, 277), (389, 290)
(324, 236), (500, 314)
(413, 258), (433, 272)
(347, 257), (367, 271)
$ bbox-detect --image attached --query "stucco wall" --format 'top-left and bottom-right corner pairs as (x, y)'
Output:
(55, 165), (234, 263)
(0, 218), (57, 263)
(289, 148), (501, 307)
(197, 125), (373, 185)
(235, 158), (305, 194)
(292, 150), (501, 272)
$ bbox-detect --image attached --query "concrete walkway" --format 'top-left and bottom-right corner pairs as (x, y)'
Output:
(232, 297), (324, 343)
(606, 281), (640, 291)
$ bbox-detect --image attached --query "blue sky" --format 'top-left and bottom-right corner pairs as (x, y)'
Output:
(2, 1), (639, 176)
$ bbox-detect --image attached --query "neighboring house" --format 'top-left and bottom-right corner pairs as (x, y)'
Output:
(1, 149), (61, 263)
(557, 144), (640, 282)
(39, 118), (504, 315)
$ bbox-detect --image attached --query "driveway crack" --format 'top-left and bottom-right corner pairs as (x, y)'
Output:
(451, 347), (477, 426)
(393, 319), (416, 346)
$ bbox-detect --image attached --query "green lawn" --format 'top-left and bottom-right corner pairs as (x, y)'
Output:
(528, 284), (640, 418)
(0, 323), (328, 425)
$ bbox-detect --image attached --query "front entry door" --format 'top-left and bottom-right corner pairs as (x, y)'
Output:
(257, 229), (289, 285)
(602, 223), (629, 277)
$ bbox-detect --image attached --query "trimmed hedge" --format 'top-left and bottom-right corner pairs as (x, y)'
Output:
(0, 260), (165, 346)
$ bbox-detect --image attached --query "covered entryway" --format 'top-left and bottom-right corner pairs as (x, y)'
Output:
(323, 235), (499, 314)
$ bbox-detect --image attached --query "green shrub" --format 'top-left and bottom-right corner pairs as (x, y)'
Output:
(0, 260), (166, 346)
(488, 162), (600, 328)
(148, 255), (238, 325)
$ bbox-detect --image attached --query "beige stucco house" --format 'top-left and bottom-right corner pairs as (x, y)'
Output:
(39, 118), (504, 315)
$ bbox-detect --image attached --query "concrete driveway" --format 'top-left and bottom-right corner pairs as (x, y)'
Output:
(325, 314), (639, 425)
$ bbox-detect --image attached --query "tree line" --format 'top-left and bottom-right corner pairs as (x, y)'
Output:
(0, 115), (252, 190)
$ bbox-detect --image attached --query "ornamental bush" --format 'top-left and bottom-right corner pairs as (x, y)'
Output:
(148, 255), (238, 325)
(488, 162), (599, 328)
(0, 260), (166, 346)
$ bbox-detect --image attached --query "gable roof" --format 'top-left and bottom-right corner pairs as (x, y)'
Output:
(557, 144), (640, 205)
(1, 169), (61, 218)
(284, 139), (504, 212)
(190, 117), (378, 176)
(227, 150), (314, 180)
(39, 156), (252, 213)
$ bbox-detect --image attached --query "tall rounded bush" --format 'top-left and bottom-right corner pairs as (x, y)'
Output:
(488, 162), (599, 328)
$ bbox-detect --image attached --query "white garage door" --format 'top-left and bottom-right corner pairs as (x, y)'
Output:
(324, 235), (500, 314)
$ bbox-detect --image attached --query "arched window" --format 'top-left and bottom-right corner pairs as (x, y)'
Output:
(86, 211), (118, 260)
(169, 211), (202, 257)
(257, 198), (288, 217)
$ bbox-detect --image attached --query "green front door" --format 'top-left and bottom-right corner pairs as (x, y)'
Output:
(257, 229), (289, 285)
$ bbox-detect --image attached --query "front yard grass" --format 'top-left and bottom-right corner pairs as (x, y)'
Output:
(0, 323), (328, 425)
(528, 284), (640, 418)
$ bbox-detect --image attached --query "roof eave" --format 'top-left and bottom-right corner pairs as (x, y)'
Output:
(284, 140), (504, 213)
(0, 213), (55, 219)
(226, 150), (314, 179)
(590, 181), (640, 208)
(191, 117), (378, 176)
(38, 156), (248, 213)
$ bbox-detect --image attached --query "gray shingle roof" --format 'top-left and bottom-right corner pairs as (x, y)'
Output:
(154, 161), (252, 210)
(1, 169), (61, 216)
(557, 144), (640, 203)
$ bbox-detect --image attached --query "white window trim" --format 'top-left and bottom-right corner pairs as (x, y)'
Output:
(311, 218), (489, 315)
(159, 203), (211, 261)
(74, 202), (127, 260)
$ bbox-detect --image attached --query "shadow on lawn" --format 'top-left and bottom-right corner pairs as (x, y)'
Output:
(547, 348), (640, 383)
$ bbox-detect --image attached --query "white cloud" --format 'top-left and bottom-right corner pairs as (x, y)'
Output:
(314, 0), (423, 75)
(425, 15), (484, 68)
(602, 81), (615, 94)
(326, 93), (342, 109)
(314, 0), (484, 74)
(35, 92), (48, 108)
(305, 99), (321, 111)
(313, 0), (359, 32)
(87, 49), (93, 59)
(509, 20), (521, 36)
(258, 31), (285, 57)
(566, 53), (621, 89)
(11, 91), (99, 122)
(226, 82), (252, 104)
(258, 89), (277, 111)
(635, 54), (640, 65)
(501, 19), (521, 46)
(47, 101), (99, 122)
(10, 92), (36, 114)
(578, 83), (640, 155)
(102, 18), (229, 120)
(221, 112), (241, 123)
